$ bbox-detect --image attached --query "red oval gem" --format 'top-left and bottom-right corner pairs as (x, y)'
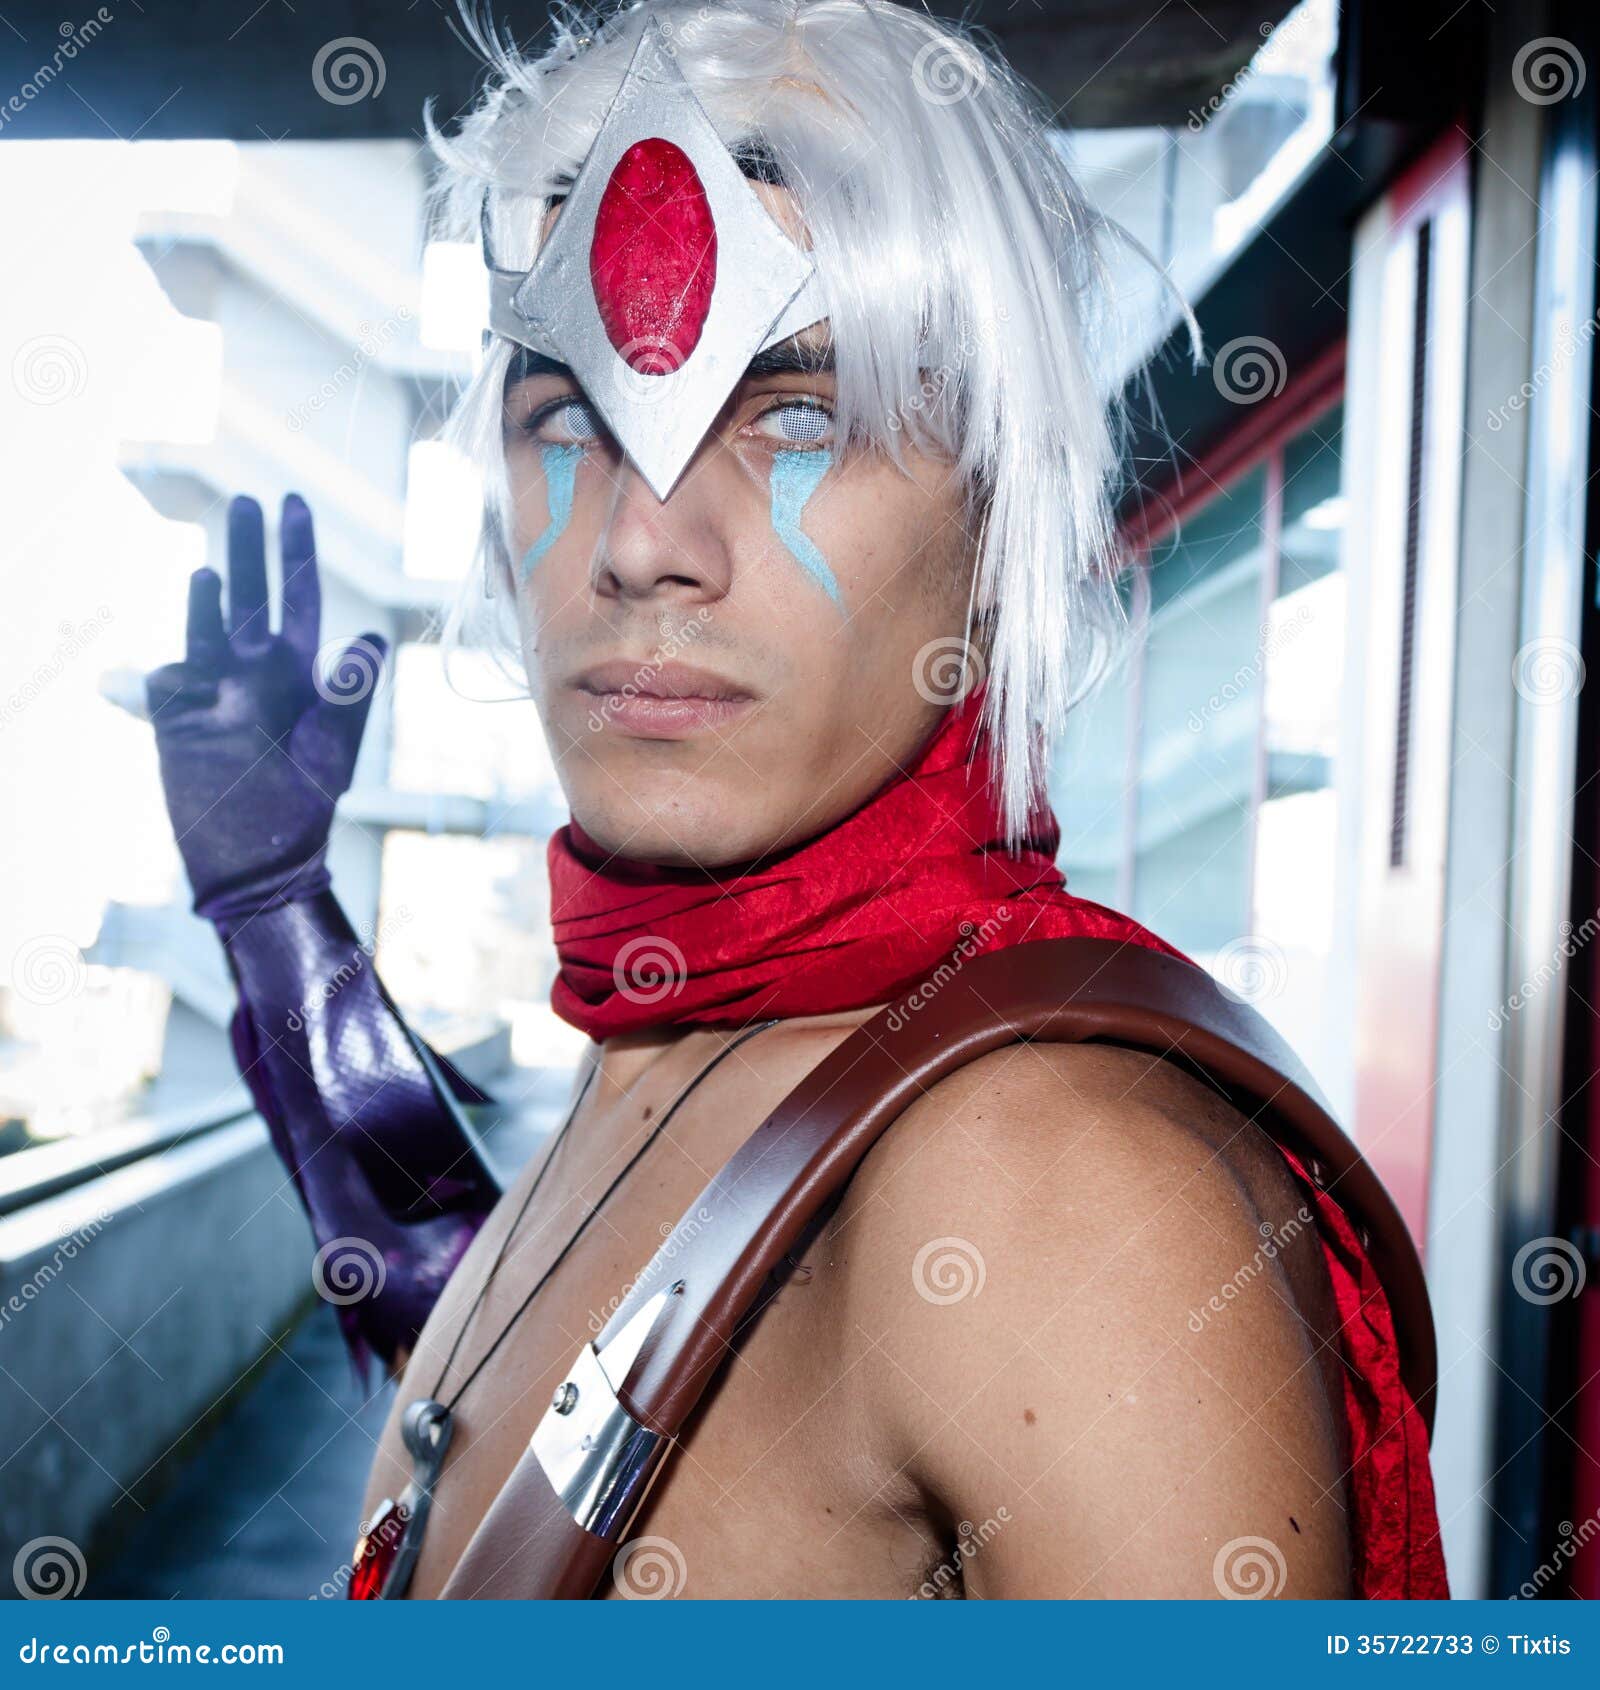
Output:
(590, 138), (717, 375)
(347, 1496), (405, 1599)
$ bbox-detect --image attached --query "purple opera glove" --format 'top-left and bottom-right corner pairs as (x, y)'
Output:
(145, 493), (502, 1383)
(218, 893), (501, 1385)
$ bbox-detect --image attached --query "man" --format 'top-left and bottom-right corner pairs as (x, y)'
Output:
(146, 0), (1446, 1599)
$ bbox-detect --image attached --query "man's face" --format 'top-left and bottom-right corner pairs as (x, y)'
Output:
(502, 187), (977, 869)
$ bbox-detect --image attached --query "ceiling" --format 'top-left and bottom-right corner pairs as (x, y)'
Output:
(0, 1), (1301, 142)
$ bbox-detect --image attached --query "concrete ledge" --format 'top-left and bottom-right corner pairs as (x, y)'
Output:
(0, 1052), (570, 1594)
(0, 1118), (312, 1584)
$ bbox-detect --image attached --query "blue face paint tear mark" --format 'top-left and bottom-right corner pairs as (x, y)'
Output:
(517, 444), (584, 584)
(769, 448), (841, 608)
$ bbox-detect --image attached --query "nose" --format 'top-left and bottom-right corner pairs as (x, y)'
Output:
(592, 453), (733, 606)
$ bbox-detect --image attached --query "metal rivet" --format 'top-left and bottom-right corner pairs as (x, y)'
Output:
(552, 1381), (579, 1415)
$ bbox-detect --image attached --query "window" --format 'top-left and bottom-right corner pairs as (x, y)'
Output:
(1062, 0), (1339, 384)
(0, 135), (583, 1165)
(1133, 464), (1269, 952)
(1051, 390), (1349, 1105)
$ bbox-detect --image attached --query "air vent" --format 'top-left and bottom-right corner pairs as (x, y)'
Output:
(1389, 218), (1432, 870)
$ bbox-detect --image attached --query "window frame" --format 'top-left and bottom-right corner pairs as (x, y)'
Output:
(1113, 341), (1347, 935)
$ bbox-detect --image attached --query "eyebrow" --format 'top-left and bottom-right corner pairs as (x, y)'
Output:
(745, 336), (835, 377)
(505, 347), (570, 384)
(504, 334), (834, 390)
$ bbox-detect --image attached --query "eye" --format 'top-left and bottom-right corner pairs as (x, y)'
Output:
(526, 396), (604, 447)
(752, 397), (834, 449)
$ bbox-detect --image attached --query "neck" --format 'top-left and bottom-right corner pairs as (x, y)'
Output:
(546, 688), (1089, 1041)
(590, 1023), (696, 1097)
(590, 1002), (892, 1096)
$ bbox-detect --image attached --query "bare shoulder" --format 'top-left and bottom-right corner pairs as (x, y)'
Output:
(835, 1039), (1327, 1305)
(827, 1040), (1352, 1598)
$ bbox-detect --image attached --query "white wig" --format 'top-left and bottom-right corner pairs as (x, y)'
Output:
(427, 0), (1143, 843)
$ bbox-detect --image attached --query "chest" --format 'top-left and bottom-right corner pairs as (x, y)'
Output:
(356, 1025), (941, 1600)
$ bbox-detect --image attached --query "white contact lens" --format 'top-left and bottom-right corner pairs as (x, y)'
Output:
(775, 402), (830, 444)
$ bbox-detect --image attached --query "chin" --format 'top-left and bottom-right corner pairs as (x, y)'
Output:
(566, 772), (785, 870)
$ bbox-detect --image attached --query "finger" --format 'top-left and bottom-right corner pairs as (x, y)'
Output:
(300, 633), (387, 793)
(100, 666), (152, 721)
(185, 567), (226, 674)
(226, 494), (269, 648)
(279, 492), (321, 663)
(143, 660), (218, 720)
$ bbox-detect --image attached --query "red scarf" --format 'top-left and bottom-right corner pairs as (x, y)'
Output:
(548, 696), (1449, 1598)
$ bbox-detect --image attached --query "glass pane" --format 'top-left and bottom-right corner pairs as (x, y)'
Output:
(375, 831), (587, 1071)
(1131, 466), (1267, 952)
(0, 138), (241, 1155)
(388, 643), (560, 803)
(0, 134), (503, 1158)
(1052, 591), (1139, 912)
(1062, 0), (1339, 382)
(1252, 402), (1348, 1111)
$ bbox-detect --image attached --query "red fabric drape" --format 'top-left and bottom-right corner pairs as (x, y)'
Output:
(548, 692), (1449, 1597)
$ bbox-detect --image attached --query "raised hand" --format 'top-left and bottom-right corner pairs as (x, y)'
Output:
(146, 493), (387, 927)
(145, 494), (498, 1382)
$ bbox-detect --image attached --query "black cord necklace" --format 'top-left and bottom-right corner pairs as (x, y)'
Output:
(356, 1018), (782, 1599)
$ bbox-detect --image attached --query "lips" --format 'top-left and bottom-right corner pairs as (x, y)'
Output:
(573, 659), (752, 702)
(570, 659), (756, 738)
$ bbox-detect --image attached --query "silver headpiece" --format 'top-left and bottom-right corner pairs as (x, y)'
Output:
(483, 18), (826, 499)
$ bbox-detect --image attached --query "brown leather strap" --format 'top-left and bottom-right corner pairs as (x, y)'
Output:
(441, 936), (1436, 1599)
